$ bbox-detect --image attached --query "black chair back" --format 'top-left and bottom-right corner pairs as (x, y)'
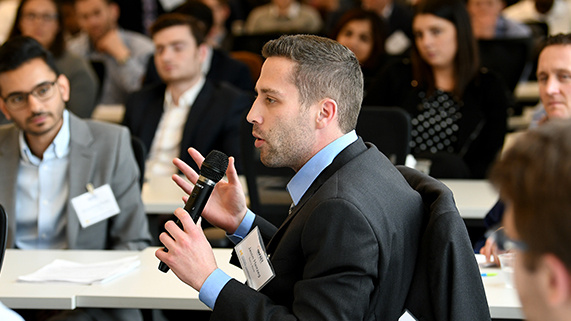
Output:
(356, 106), (411, 165)
(397, 166), (490, 321)
(478, 37), (533, 92)
(0, 205), (7, 273)
(130, 136), (147, 190)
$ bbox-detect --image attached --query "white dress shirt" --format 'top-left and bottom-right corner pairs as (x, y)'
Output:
(15, 110), (71, 249)
(145, 77), (206, 177)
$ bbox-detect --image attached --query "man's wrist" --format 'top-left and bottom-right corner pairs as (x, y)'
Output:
(199, 268), (232, 309)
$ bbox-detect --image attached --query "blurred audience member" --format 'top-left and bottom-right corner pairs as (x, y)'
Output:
(200, 0), (234, 50)
(331, 8), (388, 94)
(361, 0), (414, 55)
(365, 0), (509, 179)
(9, 0), (99, 118)
(143, 1), (253, 92)
(0, 36), (150, 321)
(467, 0), (531, 39)
(503, 0), (571, 35)
(123, 14), (251, 176)
(243, 0), (323, 34)
(479, 33), (571, 261)
(0, 0), (19, 44)
(489, 119), (571, 321)
(60, 0), (82, 40)
(68, 0), (154, 105)
(114, 0), (168, 35)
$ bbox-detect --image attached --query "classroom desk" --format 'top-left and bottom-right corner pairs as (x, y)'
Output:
(514, 81), (539, 104)
(91, 104), (125, 124)
(0, 248), (245, 311)
(1, 249), (523, 318)
(440, 179), (498, 219)
(142, 175), (498, 220)
(478, 256), (525, 319)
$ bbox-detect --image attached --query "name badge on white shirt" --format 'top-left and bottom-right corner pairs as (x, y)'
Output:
(71, 184), (120, 228)
(234, 226), (275, 291)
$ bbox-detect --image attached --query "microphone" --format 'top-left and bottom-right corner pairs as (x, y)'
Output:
(158, 150), (229, 273)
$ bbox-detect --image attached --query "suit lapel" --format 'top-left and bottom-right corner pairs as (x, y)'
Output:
(67, 114), (96, 248)
(0, 126), (23, 247)
(265, 138), (369, 254)
(140, 85), (167, 152)
(179, 80), (212, 158)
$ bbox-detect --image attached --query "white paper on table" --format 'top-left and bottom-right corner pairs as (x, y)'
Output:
(17, 256), (140, 285)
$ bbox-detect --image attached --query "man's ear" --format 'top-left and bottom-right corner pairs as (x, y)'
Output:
(541, 254), (571, 307)
(0, 100), (11, 121)
(315, 98), (337, 129)
(198, 43), (209, 64)
(56, 74), (71, 103)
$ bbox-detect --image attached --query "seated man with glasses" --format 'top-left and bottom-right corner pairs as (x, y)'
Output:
(488, 119), (571, 321)
(0, 36), (151, 320)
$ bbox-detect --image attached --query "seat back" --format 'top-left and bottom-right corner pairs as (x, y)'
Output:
(397, 166), (491, 321)
(130, 135), (147, 190)
(230, 51), (263, 85)
(240, 117), (293, 227)
(478, 37), (533, 92)
(0, 205), (7, 273)
(356, 106), (411, 165)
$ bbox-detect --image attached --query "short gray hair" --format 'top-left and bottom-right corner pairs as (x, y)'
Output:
(262, 34), (364, 133)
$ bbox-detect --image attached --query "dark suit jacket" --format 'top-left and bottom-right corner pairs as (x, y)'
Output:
(143, 48), (254, 92)
(122, 80), (252, 173)
(398, 165), (491, 321)
(212, 139), (424, 320)
(387, 3), (414, 42)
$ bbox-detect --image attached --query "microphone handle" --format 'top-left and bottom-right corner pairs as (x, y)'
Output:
(158, 176), (216, 273)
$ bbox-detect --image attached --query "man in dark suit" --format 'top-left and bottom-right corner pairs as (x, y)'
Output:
(142, 1), (254, 92)
(362, 0), (414, 55)
(122, 13), (251, 176)
(156, 34), (424, 320)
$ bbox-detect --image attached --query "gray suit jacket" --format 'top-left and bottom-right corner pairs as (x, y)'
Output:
(213, 138), (424, 320)
(0, 113), (151, 250)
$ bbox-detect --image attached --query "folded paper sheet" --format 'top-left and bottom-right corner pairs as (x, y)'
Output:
(18, 256), (140, 285)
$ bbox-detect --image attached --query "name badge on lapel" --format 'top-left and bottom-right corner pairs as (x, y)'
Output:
(234, 226), (275, 291)
(71, 183), (120, 228)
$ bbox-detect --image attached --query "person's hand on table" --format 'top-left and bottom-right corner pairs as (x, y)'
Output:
(480, 227), (504, 267)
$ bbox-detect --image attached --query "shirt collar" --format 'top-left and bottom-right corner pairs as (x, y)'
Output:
(164, 77), (206, 110)
(19, 110), (71, 164)
(287, 130), (358, 205)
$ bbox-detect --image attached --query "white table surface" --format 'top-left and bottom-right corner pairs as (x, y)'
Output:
(1, 249), (523, 318)
(0, 248), (245, 310)
(477, 255), (525, 319)
(440, 179), (498, 219)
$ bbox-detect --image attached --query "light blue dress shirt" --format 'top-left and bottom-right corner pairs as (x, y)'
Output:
(15, 110), (71, 249)
(199, 130), (358, 308)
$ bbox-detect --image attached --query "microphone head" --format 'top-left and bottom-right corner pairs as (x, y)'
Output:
(200, 150), (229, 182)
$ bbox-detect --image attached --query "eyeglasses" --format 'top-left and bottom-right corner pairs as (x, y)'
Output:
(22, 12), (58, 23)
(488, 227), (528, 252)
(1, 80), (59, 111)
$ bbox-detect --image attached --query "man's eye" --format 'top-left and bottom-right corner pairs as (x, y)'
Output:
(36, 86), (50, 96)
(9, 95), (25, 104)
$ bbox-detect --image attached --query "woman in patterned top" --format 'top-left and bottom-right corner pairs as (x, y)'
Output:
(364, 0), (510, 178)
